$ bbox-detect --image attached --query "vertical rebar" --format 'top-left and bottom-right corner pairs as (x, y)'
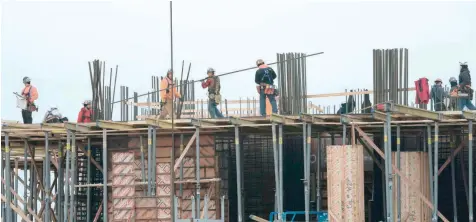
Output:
(234, 126), (243, 222)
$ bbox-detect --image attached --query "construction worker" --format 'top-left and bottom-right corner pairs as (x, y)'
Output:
(255, 59), (278, 116)
(77, 100), (93, 123)
(159, 69), (182, 119)
(448, 77), (459, 110)
(21, 76), (39, 124)
(430, 78), (447, 111)
(457, 62), (476, 110)
(201, 68), (224, 118)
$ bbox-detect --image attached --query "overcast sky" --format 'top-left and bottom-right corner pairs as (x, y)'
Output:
(1, 1), (475, 122)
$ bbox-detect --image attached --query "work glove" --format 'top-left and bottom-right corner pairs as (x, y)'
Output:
(166, 89), (170, 93)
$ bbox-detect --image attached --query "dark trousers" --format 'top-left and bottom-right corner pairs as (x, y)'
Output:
(22, 109), (33, 124)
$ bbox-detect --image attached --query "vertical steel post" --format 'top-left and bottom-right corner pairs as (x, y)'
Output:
(195, 127), (201, 218)
(305, 123), (312, 222)
(86, 137), (92, 222)
(44, 132), (51, 222)
(140, 135), (146, 196)
(69, 132), (77, 221)
(432, 123), (439, 222)
(179, 134), (184, 197)
(385, 108), (393, 222)
(64, 130), (71, 222)
(234, 126), (243, 222)
(58, 140), (63, 221)
(451, 135), (458, 222)
(302, 122), (308, 222)
(469, 120), (474, 222)
(342, 124), (347, 145)
(14, 159), (18, 222)
(272, 122), (281, 221)
(278, 124), (284, 216)
(147, 126), (152, 195)
(152, 127), (157, 196)
(396, 125), (401, 222)
(316, 133), (322, 211)
(4, 133), (12, 222)
(103, 129), (108, 222)
(427, 125), (434, 211)
(23, 140), (29, 218)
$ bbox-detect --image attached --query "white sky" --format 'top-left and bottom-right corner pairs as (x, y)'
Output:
(1, 0), (475, 122)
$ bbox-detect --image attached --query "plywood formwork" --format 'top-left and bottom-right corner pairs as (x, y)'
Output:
(326, 145), (365, 222)
(392, 152), (431, 222)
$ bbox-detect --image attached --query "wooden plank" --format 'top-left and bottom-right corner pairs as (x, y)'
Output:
(173, 133), (197, 172)
(0, 195), (34, 222)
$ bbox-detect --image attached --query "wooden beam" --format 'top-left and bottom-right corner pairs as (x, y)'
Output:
(249, 215), (268, 222)
(96, 120), (134, 130)
(191, 119), (218, 127)
(1, 178), (42, 222)
(173, 133), (197, 171)
(300, 114), (325, 123)
(355, 126), (449, 222)
(229, 117), (260, 126)
(270, 114), (300, 125)
(0, 195), (34, 222)
(174, 178), (221, 184)
(390, 104), (443, 121)
(64, 122), (91, 133)
(372, 111), (387, 121)
(462, 110), (476, 120)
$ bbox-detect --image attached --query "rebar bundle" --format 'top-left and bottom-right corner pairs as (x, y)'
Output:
(88, 60), (118, 121)
(373, 48), (409, 106)
(276, 53), (308, 115)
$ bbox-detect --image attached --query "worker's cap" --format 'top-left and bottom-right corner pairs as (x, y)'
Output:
(256, 59), (265, 66)
(449, 77), (457, 83)
(207, 68), (215, 73)
(83, 100), (92, 105)
(167, 69), (173, 74)
(435, 78), (442, 83)
(23, 76), (31, 83)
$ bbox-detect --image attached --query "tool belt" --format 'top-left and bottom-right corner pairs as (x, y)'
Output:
(256, 84), (277, 95)
(27, 102), (38, 112)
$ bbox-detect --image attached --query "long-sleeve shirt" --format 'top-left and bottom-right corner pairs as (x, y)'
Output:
(77, 107), (93, 123)
(22, 85), (39, 103)
(201, 76), (220, 94)
(255, 64), (277, 85)
(160, 77), (181, 100)
(430, 85), (446, 103)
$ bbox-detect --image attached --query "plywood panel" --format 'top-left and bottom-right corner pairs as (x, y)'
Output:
(392, 152), (431, 222)
(326, 145), (365, 222)
(112, 152), (136, 221)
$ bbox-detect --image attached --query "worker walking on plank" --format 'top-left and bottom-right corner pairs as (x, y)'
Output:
(255, 59), (278, 116)
(20, 76), (39, 124)
(448, 77), (459, 111)
(159, 69), (182, 119)
(457, 62), (476, 110)
(430, 78), (447, 111)
(77, 100), (93, 123)
(201, 68), (224, 118)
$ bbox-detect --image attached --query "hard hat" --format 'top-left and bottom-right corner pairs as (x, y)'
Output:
(256, 59), (264, 66)
(435, 78), (442, 82)
(449, 77), (457, 83)
(207, 68), (215, 73)
(83, 100), (92, 105)
(23, 76), (31, 83)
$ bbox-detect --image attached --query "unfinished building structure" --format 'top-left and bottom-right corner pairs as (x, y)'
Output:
(2, 49), (476, 222)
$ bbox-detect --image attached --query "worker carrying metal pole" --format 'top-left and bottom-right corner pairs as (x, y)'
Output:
(255, 59), (278, 116)
(201, 68), (224, 118)
(19, 76), (39, 124)
(160, 69), (182, 119)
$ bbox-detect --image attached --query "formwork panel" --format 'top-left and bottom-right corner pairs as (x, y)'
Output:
(112, 152), (136, 221)
(326, 145), (365, 222)
(392, 152), (431, 222)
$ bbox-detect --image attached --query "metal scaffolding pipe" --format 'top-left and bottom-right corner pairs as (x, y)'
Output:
(179, 134), (184, 197)
(396, 125), (401, 222)
(195, 127), (201, 218)
(69, 132), (77, 220)
(139, 135), (146, 196)
(385, 110), (394, 221)
(469, 120), (474, 222)
(451, 135), (458, 222)
(23, 140), (29, 219)
(302, 122), (308, 222)
(64, 130), (71, 222)
(86, 137), (92, 222)
(5, 133), (12, 222)
(147, 126), (152, 195)
(316, 133), (322, 211)
(152, 127), (157, 195)
(44, 132), (51, 222)
(278, 124), (284, 215)
(271, 122), (281, 221)
(432, 123), (439, 222)
(103, 128), (108, 222)
(427, 125), (434, 211)
(306, 123), (312, 222)
(234, 126), (243, 222)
